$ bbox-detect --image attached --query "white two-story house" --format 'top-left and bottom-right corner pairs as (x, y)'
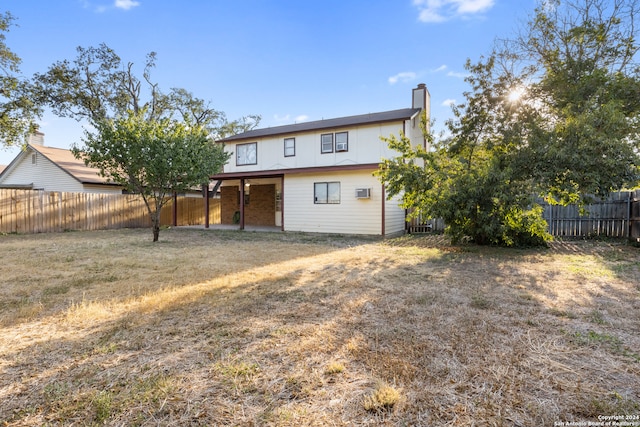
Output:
(212, 83), (430, 236)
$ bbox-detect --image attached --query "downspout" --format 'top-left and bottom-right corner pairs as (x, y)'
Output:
(281, 176), (285, 231)
(381, 184), (386, 236)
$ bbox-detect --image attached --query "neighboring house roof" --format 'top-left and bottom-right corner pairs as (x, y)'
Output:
(219, 108), (422, 142)
(0, 144), (116, 186)
(33, 145), (111, 185)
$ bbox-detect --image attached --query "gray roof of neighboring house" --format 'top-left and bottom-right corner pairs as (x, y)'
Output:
(219, 108), (421, 142)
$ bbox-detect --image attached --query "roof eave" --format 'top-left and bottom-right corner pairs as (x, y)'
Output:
(217, 108), (421, 143)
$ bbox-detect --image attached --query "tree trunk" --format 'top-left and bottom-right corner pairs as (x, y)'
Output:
(152, 206), (162, 242)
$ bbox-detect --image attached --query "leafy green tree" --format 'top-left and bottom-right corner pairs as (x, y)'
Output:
(508, 0), (640, 205)
(0, 11), (40, 147)
(33, 43), (260, 138)
(35, 43), (258, 241)
(377, 0), (640, 246)
(74, 110), (231, 242)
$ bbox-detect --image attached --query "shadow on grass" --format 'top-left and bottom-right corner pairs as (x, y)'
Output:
(1, 230), (639, 425)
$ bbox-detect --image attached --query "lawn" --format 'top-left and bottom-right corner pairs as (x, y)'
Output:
(0, 228), (639, 426)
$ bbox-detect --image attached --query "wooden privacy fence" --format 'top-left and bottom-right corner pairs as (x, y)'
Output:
(0, 189), (220, 234)
(160, 195), (221, 226)
(407, 190), (640, 241)
(542, 190), (638, 239)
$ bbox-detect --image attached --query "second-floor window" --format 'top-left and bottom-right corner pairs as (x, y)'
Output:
(284, 138), (295, 157)
(236, 142), (257, 166)
(335, 132), (348, 152)
(321, 132), (349, 153)
(321, 134), (333, 153)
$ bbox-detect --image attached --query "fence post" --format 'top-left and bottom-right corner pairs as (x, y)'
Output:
(627, 191), (631, 240)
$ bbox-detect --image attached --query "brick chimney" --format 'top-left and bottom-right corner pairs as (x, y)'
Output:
(29, 131), (45, 146)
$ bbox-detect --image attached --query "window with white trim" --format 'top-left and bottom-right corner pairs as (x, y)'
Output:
(314, 182), (340, 204)
(321, 133), (333, 153)
(284, 138), (295, 157)
(236, 142), (257, 166)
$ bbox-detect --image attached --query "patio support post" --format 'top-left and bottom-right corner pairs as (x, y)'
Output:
(239, 178), (245, 230)
(204, 183), (210, 229)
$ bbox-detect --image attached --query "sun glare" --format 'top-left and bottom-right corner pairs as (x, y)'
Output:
(507, 86), (526, 103)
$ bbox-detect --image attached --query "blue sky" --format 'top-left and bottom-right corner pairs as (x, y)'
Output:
(1, 0), (538, 165)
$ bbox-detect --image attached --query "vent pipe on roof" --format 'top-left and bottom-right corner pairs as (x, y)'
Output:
(29, 131), (45, 146)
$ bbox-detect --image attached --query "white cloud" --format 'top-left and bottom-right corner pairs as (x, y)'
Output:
(388, 71), (417, 85)
(418, 8), (446, 23)
(442, 98), (456, 107)
(274, 114), (309, 124)
(115, 0), (140, 10)
(413, 0), (495, 23)
(456, 0), (494, 13)
(447, 70), (468, 79)
(432, 64), (448, 73)
(274, 114), (291, 123)
(81, 0), (139, 12)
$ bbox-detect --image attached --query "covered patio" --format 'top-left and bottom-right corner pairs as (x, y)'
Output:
(208, 171), (285, 231)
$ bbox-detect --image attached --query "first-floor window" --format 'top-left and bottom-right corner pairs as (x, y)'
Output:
(314, 182), (340, 204)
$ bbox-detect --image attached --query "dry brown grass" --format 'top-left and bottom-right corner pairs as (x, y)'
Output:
(1, 229), (639, 426)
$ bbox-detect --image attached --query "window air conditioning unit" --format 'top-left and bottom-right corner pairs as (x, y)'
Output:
(355, 188), (371, 199)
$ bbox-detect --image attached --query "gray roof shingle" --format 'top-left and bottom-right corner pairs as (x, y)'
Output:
(219, 108), (421, 142)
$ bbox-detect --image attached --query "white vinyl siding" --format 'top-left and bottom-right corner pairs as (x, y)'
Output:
(284, 170), (389, 235)
(1, 151), (85, 192)
(222, 121), (416, 175)
(384, 192), (407, 236)
(0, 150), (123, 194)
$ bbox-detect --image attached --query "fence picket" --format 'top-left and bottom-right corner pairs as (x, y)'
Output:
(0, 189), (221, 234)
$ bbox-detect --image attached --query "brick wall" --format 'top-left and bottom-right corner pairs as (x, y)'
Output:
(220, 184), (275, 226)
(220, 186), (239, 224)
(246, 184), (275, 226)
